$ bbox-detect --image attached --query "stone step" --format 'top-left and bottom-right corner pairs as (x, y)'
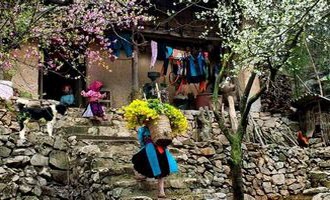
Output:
(107, 176), (200, 190)
(73, 135), (137, 142)
(60, 125), (134, 138)
(118, 190), (227, 200)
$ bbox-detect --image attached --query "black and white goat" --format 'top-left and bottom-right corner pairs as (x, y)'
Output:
(16, 98), (67, 140)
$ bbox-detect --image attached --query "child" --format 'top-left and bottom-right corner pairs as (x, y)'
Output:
(81, 81), (107, 120)
(60, 84), (75, 106)
(132, 126), (178, 198)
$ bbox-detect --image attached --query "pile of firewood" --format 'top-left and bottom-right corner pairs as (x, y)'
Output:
(261, 74), (293, 114)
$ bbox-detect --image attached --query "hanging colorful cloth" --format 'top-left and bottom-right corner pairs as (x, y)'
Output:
(150, 40), (158, 69)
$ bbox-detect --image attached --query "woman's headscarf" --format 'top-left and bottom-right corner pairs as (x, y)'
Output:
(88, 81), (103, 92)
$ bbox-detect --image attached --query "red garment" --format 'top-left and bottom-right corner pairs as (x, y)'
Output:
(156, 145), (165, 154)
(297, 131), (309, 147)
(88, 81), (103, 92)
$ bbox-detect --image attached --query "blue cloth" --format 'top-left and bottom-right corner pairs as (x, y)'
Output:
(108, 33), (133, 57)
(137, 126), (178, 177)
(60, 94), (74, 106)
(197, 52), (205, 76)
(166, 47), (173, 59)
(189, 55), (198, 76)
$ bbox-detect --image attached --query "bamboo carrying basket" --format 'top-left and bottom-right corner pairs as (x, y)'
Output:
(147, 115), (172, 147)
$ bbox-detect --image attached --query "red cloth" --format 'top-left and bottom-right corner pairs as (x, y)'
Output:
(297, 131), (309, 147)
(88, 81), (103, 92)
(156, 145), (165, 154)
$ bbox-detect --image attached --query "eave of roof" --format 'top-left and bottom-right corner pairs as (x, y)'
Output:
(291, 93), (330, 108)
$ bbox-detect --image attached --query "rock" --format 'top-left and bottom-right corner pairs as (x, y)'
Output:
(182, 139), (195, 146)
(213, 160), (222, 169)
(319, 161), (330, 168)
(264, 119), (276, 127)
(172, 138), (183, 147)
(214, 193), (227, 199)
(244, 194), (256, 200)
(49, 150), (69, 170)
(32, 186), (42, 196)
(50, 170), (68, 184)
(53, 137), (69, 150)
(24, 196), (39, 200)
(288, 183), (304, 191)
(0, 135), (9, 142)
(303, 187), (330, 194)
(30, 154), (49, 166)
(0, 167), (6, 174)
(286, 178), (296, 185)
(200, 147), (216, 157)
(169, 179), (186, 189)
(244, 162), (257, 169)
(197, 157), (210, 164)
(312, 193), (330, 200)
(9, 122), (20, 131)
(88, 127), (99, 135)
(262, 182), (272, 193)
(274, 162), (284, 169)
(19, 184), (32, 193)
(78, 145), (100, 155)
(212, 176), (225, 187)
(5, 156), (30, 167)
(39, 167), (52, 179)
(12, 148), (36, 156)
(0, 146), (11, 157)
(223, 165), (231, 175)
(280, 190), (289, 196)
(272, 174), (285, 185)
(218, 135), (229, 146)
(112, 188), (123, 198)
(37, 176), (47, 186)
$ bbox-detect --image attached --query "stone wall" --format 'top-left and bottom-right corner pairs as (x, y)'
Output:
(0, 106), (330, 199)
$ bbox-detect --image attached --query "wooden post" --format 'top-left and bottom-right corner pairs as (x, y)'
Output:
(131, 45), (139, 100)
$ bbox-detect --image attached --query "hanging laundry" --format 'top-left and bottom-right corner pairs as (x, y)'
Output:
(197, 52), (206, 77)
(172, 49), (185, 59)
(108, 33), (133, 58)
(150, 40), (158, 69)
(166, 46), (173, 58)
(186, 55), (202, 83)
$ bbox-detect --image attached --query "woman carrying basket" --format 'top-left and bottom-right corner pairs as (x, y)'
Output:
(132, 125), (178, 198)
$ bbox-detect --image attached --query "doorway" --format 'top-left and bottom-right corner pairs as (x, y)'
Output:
(39, 48), (86, 107)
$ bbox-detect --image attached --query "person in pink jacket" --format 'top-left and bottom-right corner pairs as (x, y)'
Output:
(81, 81), (107, 120)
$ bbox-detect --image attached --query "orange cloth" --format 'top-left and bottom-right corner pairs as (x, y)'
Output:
(156, 145), (165, 154)
(297, 131), (309, 146)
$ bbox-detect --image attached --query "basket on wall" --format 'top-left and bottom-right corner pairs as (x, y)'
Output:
(147, 115), (172, 147)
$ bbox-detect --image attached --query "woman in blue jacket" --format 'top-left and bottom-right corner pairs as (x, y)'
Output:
(132, 126), (178, 198)
(60, 85), (75, 106)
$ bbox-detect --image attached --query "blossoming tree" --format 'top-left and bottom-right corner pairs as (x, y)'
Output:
(178, 0), (330, 199)
(0, 0), (150, 80)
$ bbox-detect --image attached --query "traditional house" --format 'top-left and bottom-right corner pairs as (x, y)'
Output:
(291, 93), (330, 145)
(4, 0), (262, 111)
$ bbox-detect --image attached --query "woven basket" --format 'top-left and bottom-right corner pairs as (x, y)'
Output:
(147, 115), (172, 147)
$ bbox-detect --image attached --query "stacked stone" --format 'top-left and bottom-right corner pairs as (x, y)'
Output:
(1, 105), (330, 200)
(0, 133), (70, 199)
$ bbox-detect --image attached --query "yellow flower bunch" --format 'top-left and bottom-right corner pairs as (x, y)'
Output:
(163, 103), (188, 137)
(123, 99), (188, 136)
(123, 99), (158, 129)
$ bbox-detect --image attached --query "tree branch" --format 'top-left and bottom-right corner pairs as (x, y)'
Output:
(240, 84), (266, 136)
(214, 109), (234, 143)
(240, 71), (256, 113)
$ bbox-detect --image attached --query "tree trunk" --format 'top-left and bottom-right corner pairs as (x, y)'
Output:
(230, 132), (244, 200)
(131, 45), (139, 100)
(228, 95), (238, 132)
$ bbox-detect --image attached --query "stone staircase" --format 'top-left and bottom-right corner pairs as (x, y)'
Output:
(53, 108), (226, 200)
